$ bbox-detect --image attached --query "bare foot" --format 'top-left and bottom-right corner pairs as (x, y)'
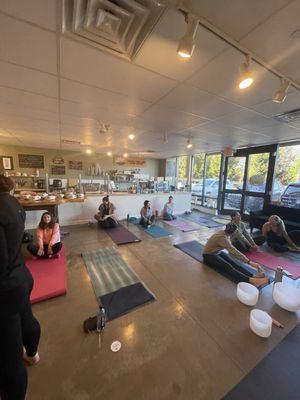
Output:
(250, 277), (269, 287)
(23, 348), (40, 366)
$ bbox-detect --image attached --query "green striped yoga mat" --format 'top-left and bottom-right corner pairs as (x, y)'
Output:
(82, 247), (155, 320)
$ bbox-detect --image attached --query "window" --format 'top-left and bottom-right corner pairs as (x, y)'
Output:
(273, 144), (300, 207)
(203, 153), (221, 209)
(177, 156), (189, 190)
(246, 153), (269, 192)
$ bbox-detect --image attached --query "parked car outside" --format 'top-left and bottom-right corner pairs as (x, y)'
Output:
(281, 182), (300, 208)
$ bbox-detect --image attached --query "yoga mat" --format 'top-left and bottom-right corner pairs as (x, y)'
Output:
(174, 241), (273, 288)
(130, 217), (172, 238)
(223, 324), (300, 400)
(163, 217), (200, 232)
(82, 247), (155, 320)
(183, 213), (221, 228)
(245, 250), (300, 280)
(26, 244), (67, 304)
(212, 217), (230, 224)
(105, 223), (141, 245)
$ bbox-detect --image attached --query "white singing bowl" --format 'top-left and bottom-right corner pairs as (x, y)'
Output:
(237, 282), (259, 306)
(250, 309), (272, 338)
(273, 282), (300, 312)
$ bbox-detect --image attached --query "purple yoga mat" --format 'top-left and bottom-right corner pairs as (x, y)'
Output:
(163, 218), (200, 232)
(105, 224), (141, 245)
(245, 250), (300, 280)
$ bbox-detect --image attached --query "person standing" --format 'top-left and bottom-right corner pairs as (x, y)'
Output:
(0, 175), (41, 400)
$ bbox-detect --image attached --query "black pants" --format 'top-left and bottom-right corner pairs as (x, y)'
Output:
(99, 217), (118, 229)
(27, 242), (62, 258)
(232, 236), (266, 253)
(140, 215), (155, 226)
(0, 266), (41, 400)
(203, 251), (253, 283)
(268, 230), (300, 253)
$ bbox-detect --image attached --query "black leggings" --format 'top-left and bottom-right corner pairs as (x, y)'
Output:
(140, 215), (155, 226)
(27, 242), (62, 258)
(99, 217), (118, 229)
(232, 236), (266, 253)
(0, 266), (41, 400)
(267, 230), (300, 253)
(203, 251), (254, 283)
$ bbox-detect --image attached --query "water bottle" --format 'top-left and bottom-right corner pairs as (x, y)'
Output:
(127, 213), (130, 226)
(97, 307), (106, 332)
(273, 266), (284, 292)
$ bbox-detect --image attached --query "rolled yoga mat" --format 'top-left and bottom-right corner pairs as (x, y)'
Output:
(163, 217), (200, 232)
(26, 244), (67, 304)
(105, 223), (141, 245)
(174, 240), (273, 288)
(82, 247), (155, 320)
(130, 217), (172, 238)
(223, 323), (300, 400)
(245, 250), (300, 280)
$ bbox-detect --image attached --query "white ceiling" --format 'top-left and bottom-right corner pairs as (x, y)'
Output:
(0, 0), (300, 159)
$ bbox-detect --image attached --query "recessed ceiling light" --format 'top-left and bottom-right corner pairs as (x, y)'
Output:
(123, 153), (128, 158)
(238, 55), (254, 89)
(107, 151), (112, 156)
(186, 139), (193, 149)
(177, 14), (199, 59)
(128, 134), (135, 140)
(272, 78), (291, 103)
(86, 149), (92, 154)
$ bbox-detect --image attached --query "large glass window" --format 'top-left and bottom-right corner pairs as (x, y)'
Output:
(177, 156), (189, 190)
(246, 153), (269, 192)
(191, 154), (205, 206)
(226, 157), (246, 190)
(203, 153), (221, 209)
(166, 157), (177, 189)
(274, 144), (300, 207)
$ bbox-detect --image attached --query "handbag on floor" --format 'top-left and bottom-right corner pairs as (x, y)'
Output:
(83, 307), (106, 333)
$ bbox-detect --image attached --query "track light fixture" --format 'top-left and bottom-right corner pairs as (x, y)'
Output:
(128, 134), (135, 140)
(272, 78), (291, 103)
(186, 138), (193, 149)
(238, 55), (254, 89)
(177, 14), (199, 59)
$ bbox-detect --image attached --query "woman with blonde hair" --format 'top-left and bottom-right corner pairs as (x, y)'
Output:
(262, 215), (300, 253)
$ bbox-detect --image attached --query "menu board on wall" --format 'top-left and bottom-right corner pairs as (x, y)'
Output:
(18, 154), (44, 168)
(114, 157), (146, 167)
(69, 160), (83, 170)
(51, 165), (66, 175)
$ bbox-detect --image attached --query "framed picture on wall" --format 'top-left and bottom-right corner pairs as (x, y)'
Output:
(1, 156), (14, 170)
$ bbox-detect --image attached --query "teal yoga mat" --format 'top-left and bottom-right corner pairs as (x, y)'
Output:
(130, 217), (172, 238)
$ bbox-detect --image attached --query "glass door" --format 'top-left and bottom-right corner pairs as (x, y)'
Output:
(221, 145), (276, 217)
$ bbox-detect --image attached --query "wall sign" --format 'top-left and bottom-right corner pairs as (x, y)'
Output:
(18, 154), (44, 168)
(114, 157), (146, 167)
(0, 155), (14, 170)
(51, 165), (66, 175)
(52, 156), (65, 164)
(69, 160), (83, 170)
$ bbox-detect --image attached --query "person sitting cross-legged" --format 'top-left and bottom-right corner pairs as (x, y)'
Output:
(27, 212), (62, 259)
(203, 223), (269, 287)
(230, 211), (265, 253)
(140, 200), (155, 227)
(94, 196), (118, 229)
(162, 195), (177, 221)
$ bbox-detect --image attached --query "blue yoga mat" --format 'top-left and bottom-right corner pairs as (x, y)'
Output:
(182, 213), (222, 228)
(130, 217), (172, 238)
(174, 240), (273, 288)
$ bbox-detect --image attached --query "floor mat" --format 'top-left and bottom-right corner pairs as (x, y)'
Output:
(26, 244), (67, 304)
(245, 250), (300, 280)
(105, 223), (141, 245)
(174, 240), (273, 288)
(223, 324), (300, 400)
(183, 213), (222, 228)
(212, 217), (230, 224)
(163, 217), (200, 232)
(82, 247), (155, 320)
(130, 217), (172, 238)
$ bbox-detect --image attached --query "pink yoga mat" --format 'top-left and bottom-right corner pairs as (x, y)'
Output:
(163, 218), (200, 232)
(26, 244), (67, 303)
(245, 250), (300, 280)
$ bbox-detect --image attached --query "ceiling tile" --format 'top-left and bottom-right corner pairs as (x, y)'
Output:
(180, 0), (291, 40)
(0, 103), (58, 122)
(157, 84), (243, 118)
(60, 38), (178, 102)
(60, 79), (151, 116)
(134, 8), (227, 81)
(241, 1), (300, 84)
(257, 124), (300, 140)
(0, 114), (59, 134)
(0, 14), (57, 74)
(0, 0), (57, 31)
(0, 61), (58, 97)
(250, 90), (300, 116)
(214, 109), (280, 130)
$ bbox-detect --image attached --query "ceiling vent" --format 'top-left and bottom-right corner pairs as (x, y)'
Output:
(61, 139), (82, 145)
(273, 108), (300, 123)
(62, 0), (167, 60)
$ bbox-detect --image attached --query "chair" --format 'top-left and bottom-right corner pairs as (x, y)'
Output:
(250, 309), (272, 338)
(273, 282), (300, 312)
(237, 282), (259, 306)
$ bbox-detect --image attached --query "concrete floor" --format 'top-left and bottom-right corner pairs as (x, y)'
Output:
(25, 221), (300, 400)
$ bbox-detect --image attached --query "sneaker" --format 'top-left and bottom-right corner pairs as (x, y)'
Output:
(23, 348), (40, 366)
